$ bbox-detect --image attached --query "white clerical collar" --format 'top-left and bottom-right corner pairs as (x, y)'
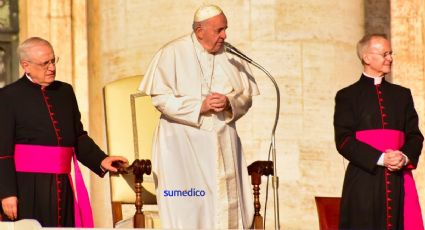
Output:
(363, 72), (383, 85)
(25, 73), (47, 89)
(25, 73), (34, 83)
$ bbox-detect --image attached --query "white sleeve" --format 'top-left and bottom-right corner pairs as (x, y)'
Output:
(151, 94), (203, 127)
(377, 153), (385, 166)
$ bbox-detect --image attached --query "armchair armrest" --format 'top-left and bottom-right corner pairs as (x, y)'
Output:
(111, 159), (152, 228)
(247, 161), (273, 229)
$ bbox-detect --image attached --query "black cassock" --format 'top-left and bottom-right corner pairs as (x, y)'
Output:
(334, 75), (423, 229)
(0, 76), (107, 227)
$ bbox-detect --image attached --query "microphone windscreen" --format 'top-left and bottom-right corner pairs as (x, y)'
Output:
(223, 42), (252, 63)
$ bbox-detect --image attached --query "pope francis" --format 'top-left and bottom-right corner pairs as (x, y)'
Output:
(139, 4), (259, 229)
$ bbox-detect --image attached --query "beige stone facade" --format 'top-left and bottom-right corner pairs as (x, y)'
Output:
(16, 0), (425, 228)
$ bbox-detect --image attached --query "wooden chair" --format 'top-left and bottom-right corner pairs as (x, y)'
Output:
(103, 75), (161, 228)
(314, 196), (341, 230)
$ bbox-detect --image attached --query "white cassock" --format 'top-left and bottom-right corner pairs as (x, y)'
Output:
(139, 33), (259, 229)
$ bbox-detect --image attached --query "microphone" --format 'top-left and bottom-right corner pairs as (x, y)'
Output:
(223, 42), (253, 63)
(223, 41), (281, 230)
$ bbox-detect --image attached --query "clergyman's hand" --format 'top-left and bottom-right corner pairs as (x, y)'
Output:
(101, 156), (129, 172)
(209, 92), (229, 112)
(384, 150), (405, 171)
(200, 96), (213, 114)
(200, 93), (229, 114)
(1, 196), (17, 220)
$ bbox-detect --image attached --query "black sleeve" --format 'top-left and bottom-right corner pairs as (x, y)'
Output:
(0, 90), (18, 199)
(68, 86), (107, 177)
(400, 90), (423, 168)
(333, 89), (382, 173)
(75, 134), (107, 177)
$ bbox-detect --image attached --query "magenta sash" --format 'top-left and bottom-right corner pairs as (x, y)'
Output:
(356, 129), (424, 230)
(14, 144), (94, 228)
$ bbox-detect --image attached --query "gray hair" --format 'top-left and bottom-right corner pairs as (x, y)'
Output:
(356, 34), (388, 64)
(17, 37), (53, 61)
(192, 21), (202, 31)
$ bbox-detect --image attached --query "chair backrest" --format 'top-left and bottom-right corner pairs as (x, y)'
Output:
(104, 75), (160, 204)
(314, 196), (341, 230)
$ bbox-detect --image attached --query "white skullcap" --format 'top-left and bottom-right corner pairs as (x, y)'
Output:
(193, 4), (223, 22)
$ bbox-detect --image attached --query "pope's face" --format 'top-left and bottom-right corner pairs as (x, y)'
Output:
(363, 37), (393, 76)
(197, 13), (228, 54)
(21, 44), (56, 87)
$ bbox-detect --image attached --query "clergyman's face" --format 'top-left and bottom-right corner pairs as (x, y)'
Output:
(21, 44), (56, 87)
(363, 37), (393, 76)
(196, 13), (228, 54)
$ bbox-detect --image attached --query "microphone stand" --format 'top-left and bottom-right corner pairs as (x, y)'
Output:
(224, 43), (281, 229)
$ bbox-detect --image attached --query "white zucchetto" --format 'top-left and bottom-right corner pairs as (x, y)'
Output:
(193, 4), (223, 22)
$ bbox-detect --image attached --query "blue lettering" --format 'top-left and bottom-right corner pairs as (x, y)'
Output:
(162, 188), (206, 197)
(187, 188), (193, 196)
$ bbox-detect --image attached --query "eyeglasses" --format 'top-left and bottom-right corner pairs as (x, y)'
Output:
(368, 51), (394, 59)
(27, 57), (60, 69)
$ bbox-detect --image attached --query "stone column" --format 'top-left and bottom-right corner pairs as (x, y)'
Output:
(87, 0), (114, 227)
(391, 0), (425, 219)
(364, 0), (391, 36)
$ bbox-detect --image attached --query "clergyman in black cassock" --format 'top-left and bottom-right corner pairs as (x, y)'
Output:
(334, 34), (423, 229)
(0, 37), (127, 227)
